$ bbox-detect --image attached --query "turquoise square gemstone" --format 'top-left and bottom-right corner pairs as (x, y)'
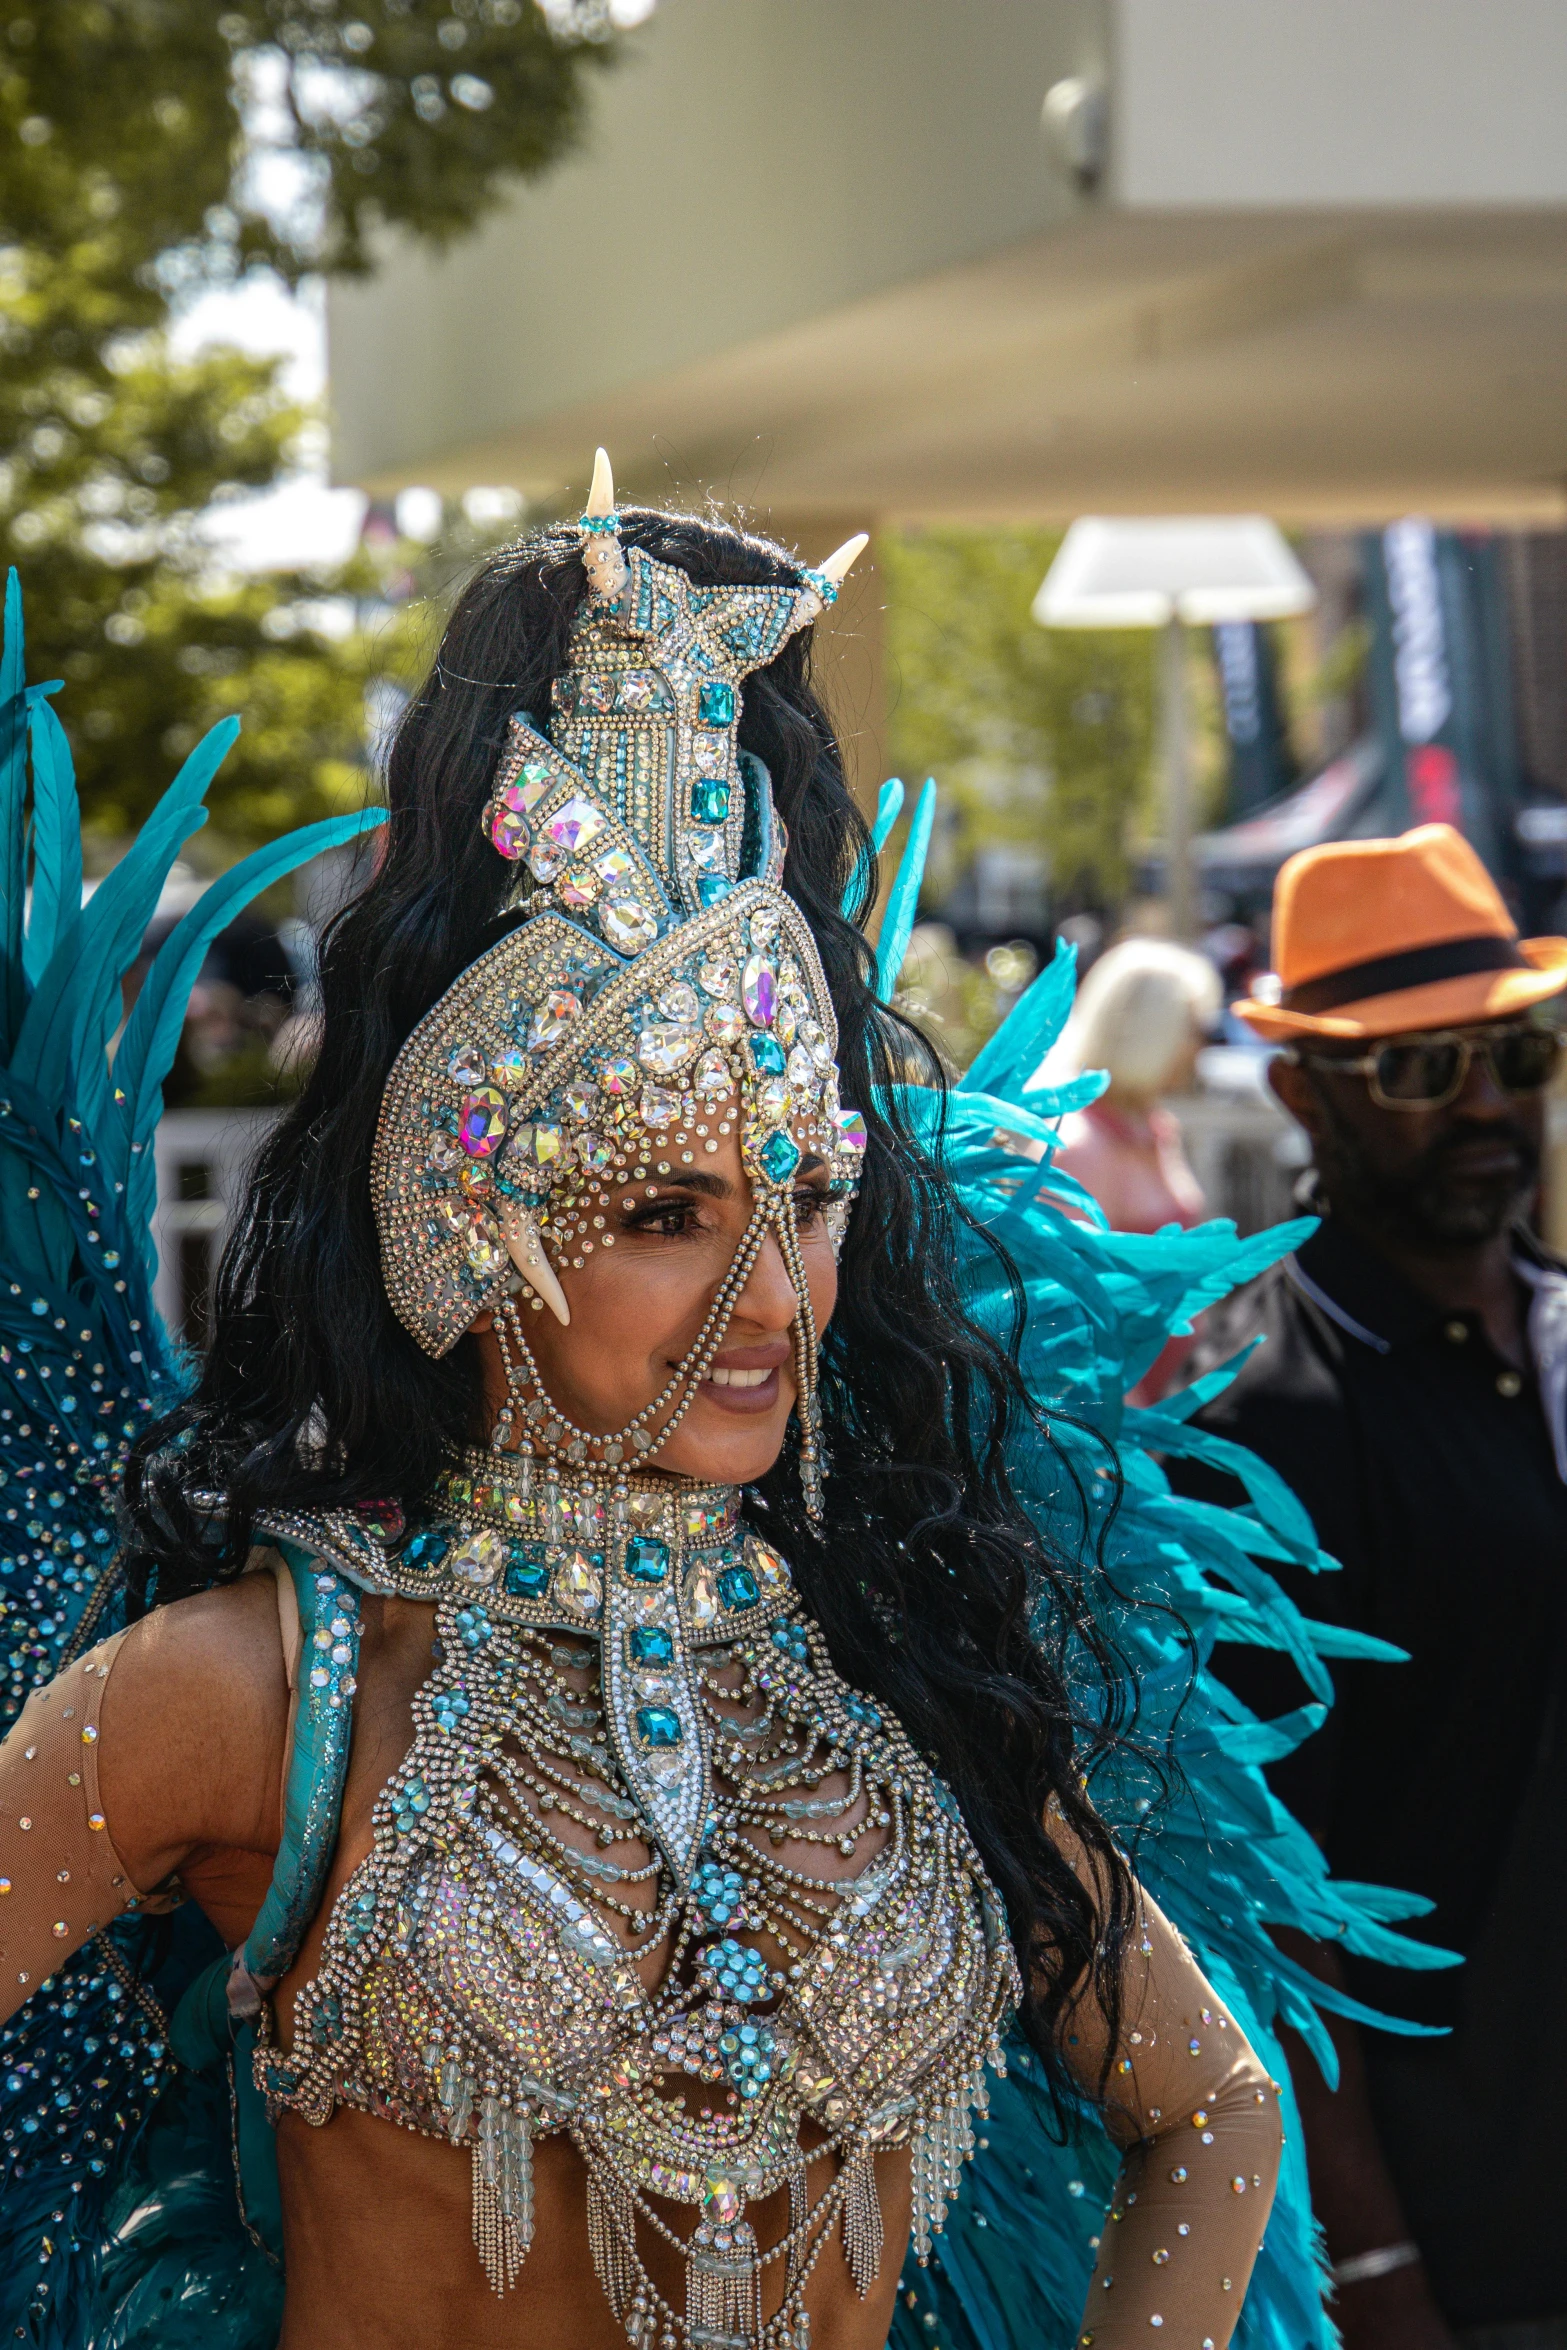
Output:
(697, 874), (733, 909)
(400, 1529), (450, 1572)
(628, 1623), (674, 1666)
(624, 1536), (670, 1584)
(747, 1033), (786, 1077)
(718, 1563), (761, 1612)
(698, 680), (735, 725)
(757, 1129), (801, 1184)
(505, 1546), (548, 1597)
(690, 776), (731, 825)
(636, 1704), (683, 1748)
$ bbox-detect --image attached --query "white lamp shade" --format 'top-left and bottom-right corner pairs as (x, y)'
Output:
(1034, 515), (1317, 628)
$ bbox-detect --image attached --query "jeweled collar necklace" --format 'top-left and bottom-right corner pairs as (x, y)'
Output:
(262, 1455), (796, 1885)
(255, 1449), (1020, 2340)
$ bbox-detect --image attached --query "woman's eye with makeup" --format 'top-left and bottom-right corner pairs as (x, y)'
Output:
(621, 1194), (704, 1239)
(792, 1185), (826, 1226)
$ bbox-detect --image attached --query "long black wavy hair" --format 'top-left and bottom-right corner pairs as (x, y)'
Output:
(126, 507), (1136, 2101)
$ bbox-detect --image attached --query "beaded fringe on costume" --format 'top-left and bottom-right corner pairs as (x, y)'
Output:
(686, 2215), (763, 2347)
(473, 2095), (534, 2292)
(910, 2079), (985, 2265)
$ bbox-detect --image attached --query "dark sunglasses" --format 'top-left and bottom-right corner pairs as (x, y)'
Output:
(1293, 1023), (1566, 1111)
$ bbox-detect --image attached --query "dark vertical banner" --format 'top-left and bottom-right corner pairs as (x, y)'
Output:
(1211, 621), (1294, 819)
(1361, 521), (1521, 875)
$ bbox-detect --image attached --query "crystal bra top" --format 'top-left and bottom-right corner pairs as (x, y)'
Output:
(246, 1465), (1021, 2342)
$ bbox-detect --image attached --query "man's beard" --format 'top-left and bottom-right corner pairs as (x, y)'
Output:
(1313, 1099), (1540, 1249)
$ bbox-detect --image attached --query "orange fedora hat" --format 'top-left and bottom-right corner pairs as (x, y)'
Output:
(1235, 823), (1567, 1042)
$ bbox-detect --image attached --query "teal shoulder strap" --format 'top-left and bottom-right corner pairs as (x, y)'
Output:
(240, 1540), (363, 1986)
(166, 1541), (364, 2257)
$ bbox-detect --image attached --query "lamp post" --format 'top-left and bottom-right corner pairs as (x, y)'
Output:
(1034, 516), (1316, 939)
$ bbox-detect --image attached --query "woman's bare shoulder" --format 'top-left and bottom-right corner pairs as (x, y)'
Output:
(100, 1563), (292, 1876)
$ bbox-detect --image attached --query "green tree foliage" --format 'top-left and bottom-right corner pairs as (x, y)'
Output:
(882, 526), (1156, 910)
(0, 0), (619, 840)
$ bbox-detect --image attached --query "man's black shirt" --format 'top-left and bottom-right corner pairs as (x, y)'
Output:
(1174, 1214), (1567, 2325)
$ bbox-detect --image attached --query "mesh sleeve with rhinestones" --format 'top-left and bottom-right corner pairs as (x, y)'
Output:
(1063, 1877), (1284, 2348)
(0, 1636), (148, 2020)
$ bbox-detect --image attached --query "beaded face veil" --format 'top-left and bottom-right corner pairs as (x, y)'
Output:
(371, 458), (869, 1515)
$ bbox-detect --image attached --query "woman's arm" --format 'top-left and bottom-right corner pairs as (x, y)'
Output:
(0, 1572), (291, 2027)
(1051, 1815), (1284, 2347)
(0, 1637), (144, 2016)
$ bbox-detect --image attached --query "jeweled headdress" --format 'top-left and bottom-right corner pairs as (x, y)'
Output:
(371, 456), (867, 1508)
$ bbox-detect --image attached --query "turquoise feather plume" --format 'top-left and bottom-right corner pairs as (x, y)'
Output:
(870, 829), (1449, 2350)
(875, 776), (936, 1003)
(0, 573), (384, 2347)
(841, 775), (904, 924)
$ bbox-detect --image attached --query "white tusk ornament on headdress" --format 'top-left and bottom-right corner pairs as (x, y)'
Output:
(795, 529), (868, 621)
(499, 1199), (572, 1327)
(579, 446), (629, 601)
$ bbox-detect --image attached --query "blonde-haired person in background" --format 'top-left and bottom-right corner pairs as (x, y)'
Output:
(1047, 937), (1222, 1401)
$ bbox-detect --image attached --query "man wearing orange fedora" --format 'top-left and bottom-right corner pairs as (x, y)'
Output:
(1180, 825), (1567, 2350)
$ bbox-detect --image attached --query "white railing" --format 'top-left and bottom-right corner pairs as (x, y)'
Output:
(152, 1109), (278, 1346)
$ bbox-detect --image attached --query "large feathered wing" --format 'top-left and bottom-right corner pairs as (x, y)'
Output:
(869, 825), (1450, 2350)
(0, 575), (385, 2347)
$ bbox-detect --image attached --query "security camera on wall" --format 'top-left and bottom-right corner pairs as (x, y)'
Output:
(1042, 75), (1108, 189)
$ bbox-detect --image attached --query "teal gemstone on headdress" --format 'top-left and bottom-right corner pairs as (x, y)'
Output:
(717, 1563), (760, 1611)
(505, 1545), (549, 1597)
(690, 776), (731, 825)
(697, 875), (733, 909)
(624, 1536), (670, 1583)
(401, 1528), (450, 1573)
(757, 1129), (801, 1184)
(747, 1033), (786, 1078)
(636, 1704), (683, 1748)
(698, 680), (735, 725)
(628, 1623), (674, 1665)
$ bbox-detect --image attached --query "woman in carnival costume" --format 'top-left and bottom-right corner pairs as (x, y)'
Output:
(0, 462), (1443, 2350)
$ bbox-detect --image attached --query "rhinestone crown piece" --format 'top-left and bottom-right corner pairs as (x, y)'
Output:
(372, 545), (867, 1360)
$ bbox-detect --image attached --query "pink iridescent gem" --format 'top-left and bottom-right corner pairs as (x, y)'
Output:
(742, 954), (777, 1028)
(459, 1087), (507, 1158)
(488, 787), (531, 860)
(543, 795), (608, 854)
(836, 1108), (868, 1154)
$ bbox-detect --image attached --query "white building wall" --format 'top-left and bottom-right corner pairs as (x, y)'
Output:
(1114, 0), (1567, 207)
(329, 0), (1105, 484)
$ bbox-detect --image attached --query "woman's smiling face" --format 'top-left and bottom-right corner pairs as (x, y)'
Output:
(473, 1125), (838, 1490)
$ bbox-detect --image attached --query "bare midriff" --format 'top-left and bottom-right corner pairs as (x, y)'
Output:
(275, 2108), (910, 2350)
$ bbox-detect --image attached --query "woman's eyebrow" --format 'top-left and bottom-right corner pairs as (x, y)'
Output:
(628, 1156), (827, 1204)
(628, 1171), (732, 1201)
